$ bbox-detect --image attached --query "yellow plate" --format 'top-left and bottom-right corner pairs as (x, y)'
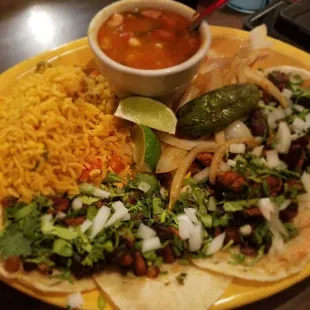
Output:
(1, 26), (310, 309)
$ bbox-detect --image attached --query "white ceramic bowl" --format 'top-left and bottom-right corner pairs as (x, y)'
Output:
(88, 0), (211, 98)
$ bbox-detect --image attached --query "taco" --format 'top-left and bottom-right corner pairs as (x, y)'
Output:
(190, 66), (310, 281)
(0, 198), (96, 293)
(0, 174), (231, 302)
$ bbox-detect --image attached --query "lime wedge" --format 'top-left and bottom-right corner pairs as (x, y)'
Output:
(115, 96), (177, 134)
(132, 124), (161, 173)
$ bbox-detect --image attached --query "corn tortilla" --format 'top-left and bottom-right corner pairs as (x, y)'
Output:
(94, 264), (232, 310)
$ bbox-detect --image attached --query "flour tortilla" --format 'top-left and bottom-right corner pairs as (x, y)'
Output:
(191, 225), (310, 282)
(191, 66), (310, 281)
(0, 262), (96, 294)
(94, 263), (231, 310)
(264, 65), (310, 80)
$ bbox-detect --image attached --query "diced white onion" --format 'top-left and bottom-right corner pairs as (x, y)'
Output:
(301, 172), (310, 193)
(305, 114), (310, 129)
(138, 181), (151, 193)
(90, 206), (111, 239)
(142, 237), (161, 253)
(67, 292), (84, 309)
(137, 223), (157, 240)
(266, 150), (280, 168)
(239, 224), (252, 236)
(294, 104), (305, 112)
(122, 213), (131, 221)
(269, 227), (285, 255)
(105, 202), (129, 228)
(279, 199), (291, 211)
(284, 107), (293, 116)
(55, 212), (66, 220)
(275, 122), (291, 154)
(79, 183), (94, 194)
(230, 143), (246, 154)
(112, 201), (125, 210)
(184, 208), (199, 224)
(160, 187), (168, 199)
(227, 159), (237, 167)
(177, 214), (195, 240)
(80, 219), (92, 233)
(92, 187), (110, 199)
(188, 223), (203, 252)
(252, 145), (264, 157)
(72, 197), (83, 211)
(193, 167), (210, 183)
(225, 121), (253, 140)
(227, 159), (236, 167)
(206, 232), (226, 255)
(269, 212), (289, 237)
(220, 161), (231, 172)
(282, 88), (293, 100)
(292, 117), (306, 132)
(208, 196), (217, 211)
(258, 198), (275, 221)
(267, 108), (285, 129)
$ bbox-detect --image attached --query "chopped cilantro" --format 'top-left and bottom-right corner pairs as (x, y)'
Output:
(127, 174), (159, 194)
(50, 270), (73, 284)
(284, 223), (299, 240)
(176, 272), (187, 285)
(289, 74), (304, 86)
(143, 250), (157, 262)
(223, 199), (257, 212)
(154, 256), (163, 267)
(262, 180), (270, 196)
(14, 202), (37, 220)
(247, 246), (265, 266)
(87, 205), (98, 221)
(0, 225), (33, 258)
(79, 196), (100, 205)
(104, 171), (124, 183)
(200, 213), (213, 228)
(228, 253), (245, 265)
(152, 197), (164, 216)
(212, 214), (232, 227)
(272, 195), (286, 207)
(178, 259), (190, 265)
(222, 239), (234, 251)
(254, 222), (270, 245)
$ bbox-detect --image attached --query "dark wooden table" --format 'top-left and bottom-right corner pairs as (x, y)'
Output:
(0, 0), (309, 309)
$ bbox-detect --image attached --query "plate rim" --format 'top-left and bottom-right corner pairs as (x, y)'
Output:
(1, 25), (310, 310)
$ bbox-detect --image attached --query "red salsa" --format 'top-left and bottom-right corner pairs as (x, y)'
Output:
(98, 8), (201, 70)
